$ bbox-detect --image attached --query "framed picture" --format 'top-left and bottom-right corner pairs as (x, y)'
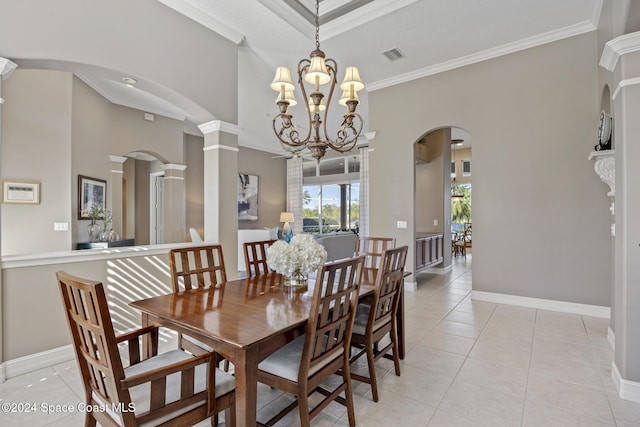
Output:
(237, 173), (258, 221)
(78, 175), (107, 219)
(2, 180), (40, 204)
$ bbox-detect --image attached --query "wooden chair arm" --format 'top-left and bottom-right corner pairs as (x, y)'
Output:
(121, 352), (215, 389)
(115, 325), (158, 343)
(116, 325), (159, 365)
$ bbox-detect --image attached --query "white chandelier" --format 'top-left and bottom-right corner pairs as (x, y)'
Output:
(270, 0), (365, 162)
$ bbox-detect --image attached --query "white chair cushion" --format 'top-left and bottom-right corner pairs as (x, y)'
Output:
(258, 335), (344, 382)
(97, 349), (235, 427)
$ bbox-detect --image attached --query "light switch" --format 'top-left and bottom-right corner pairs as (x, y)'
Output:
(54, 222), (69, 231)
(396, 221), (407, 229)
(433, 219), (438, 226)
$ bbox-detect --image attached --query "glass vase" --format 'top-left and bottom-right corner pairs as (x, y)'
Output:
(88, 223), (102, 242)
(283, 272), (308, 288)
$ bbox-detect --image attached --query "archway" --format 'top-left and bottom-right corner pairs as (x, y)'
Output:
(414, 127), (472, 275)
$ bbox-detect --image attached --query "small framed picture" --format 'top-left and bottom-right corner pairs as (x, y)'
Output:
(2, 180), (40, 204)
(78, 175), (107, 219)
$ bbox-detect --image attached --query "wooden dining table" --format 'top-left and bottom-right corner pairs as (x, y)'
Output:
(129, 272), (405, 426)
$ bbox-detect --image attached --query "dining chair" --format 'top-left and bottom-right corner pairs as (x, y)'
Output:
(355, 236), (396, 283)
(56, 271), (236, 427)
(256, 256), (365, 427)
(169, 245), (228, 365)
(349, 245), (408, 402)
(169, 244), (227, 293)
(243, 239), (276, 277)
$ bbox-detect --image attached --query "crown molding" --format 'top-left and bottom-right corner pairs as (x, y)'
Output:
(368, 21), (596, 92)
(198, 120), (240, 135)
(600, 32), (640, 72)
(156, 0), (244, 44)
(203, 144), (240, 153)
(0, 57), (17, 79)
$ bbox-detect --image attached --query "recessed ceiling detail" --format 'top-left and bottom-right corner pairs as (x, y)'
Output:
(257, 0), (419, 40)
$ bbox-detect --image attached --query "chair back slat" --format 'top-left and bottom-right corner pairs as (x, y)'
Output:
(301, 256), (364, 379)
(355, 237), (396, 282)
(243, 240), (276, 277)
(170, 245), (227, 292)
(370, 246), (408, 328)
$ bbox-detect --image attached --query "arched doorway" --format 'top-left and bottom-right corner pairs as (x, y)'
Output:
(414, 127), (472, 274)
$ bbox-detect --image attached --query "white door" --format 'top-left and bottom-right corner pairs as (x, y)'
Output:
(150, 172), (165, 244)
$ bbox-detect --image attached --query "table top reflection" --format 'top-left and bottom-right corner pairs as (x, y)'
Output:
(130, 272), (373, 350)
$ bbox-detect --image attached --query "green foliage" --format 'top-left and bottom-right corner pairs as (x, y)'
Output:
(452, 184), (472, 224)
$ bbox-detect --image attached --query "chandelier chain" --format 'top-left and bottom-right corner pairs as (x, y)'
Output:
(315, 0), (320, 50)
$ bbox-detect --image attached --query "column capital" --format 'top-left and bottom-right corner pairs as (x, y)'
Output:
(0, 58), (17, 80)
(198, 120), (240, 136)
(109, 155), (128, 164)
(162, 163), (187, 171)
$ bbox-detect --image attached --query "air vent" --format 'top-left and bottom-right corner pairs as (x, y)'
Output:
(382, 48), (405, 62)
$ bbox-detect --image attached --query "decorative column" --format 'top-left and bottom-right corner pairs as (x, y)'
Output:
(286, 156), (303, 234)
(0, 58), (17, 380)
(600, 31), (640, 402)
(198, 120), (239, 277)
(109, 155), (127, 239)
(161, 163), (187, 244)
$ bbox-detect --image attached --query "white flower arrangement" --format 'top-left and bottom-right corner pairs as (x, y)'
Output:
(266, 234), (328, 278)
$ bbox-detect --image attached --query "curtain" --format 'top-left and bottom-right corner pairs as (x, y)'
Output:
(359, 146), (369, 237)
(286, 156), (303, 234)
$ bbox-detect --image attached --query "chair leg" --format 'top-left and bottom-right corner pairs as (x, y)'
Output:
(342, 360), (357, 427)
(298, 391), (311, 426)
(84, 414), (97, 427)
(366, 339), (379, 402)
(225, 404), (236, 427)
(390, 325), (401, 376)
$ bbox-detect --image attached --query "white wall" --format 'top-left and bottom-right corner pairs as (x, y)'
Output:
(370, 32), (611, 306)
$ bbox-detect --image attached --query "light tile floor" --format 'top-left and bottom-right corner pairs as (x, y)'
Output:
(2, 255), (640, 426)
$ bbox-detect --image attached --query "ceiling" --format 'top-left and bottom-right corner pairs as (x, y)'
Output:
(19, 0), (606, 156)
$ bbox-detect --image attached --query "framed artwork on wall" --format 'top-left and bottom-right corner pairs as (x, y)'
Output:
(238, 173), (258, 221)
(78, 175), (107, 219)
(2, 180), (40, 204)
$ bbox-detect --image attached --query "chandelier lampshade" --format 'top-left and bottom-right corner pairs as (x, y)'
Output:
(270, 0), (365, 161)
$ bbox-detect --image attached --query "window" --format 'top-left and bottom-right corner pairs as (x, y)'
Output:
(303, 183), (359, 233)
(462, 160), (471, 177)
(303, 155), (360, 234)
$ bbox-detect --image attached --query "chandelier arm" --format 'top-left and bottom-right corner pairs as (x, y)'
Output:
(272, 113), (307, 148)
(297, 58), (313, 144)
(325, 112), (363, 152)
(320, 58), (338, 144)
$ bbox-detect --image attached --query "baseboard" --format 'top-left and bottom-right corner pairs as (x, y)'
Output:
(420, 264), (453, 275)
(607, 327), (615, 351)
(470, 291), (610, 319)
(404, 281), (417, 292)
(612, 362), (640, 403)
(0, 345), (75, 382)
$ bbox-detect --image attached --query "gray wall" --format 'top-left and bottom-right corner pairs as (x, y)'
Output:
(185, 134), (205, 240)
(0, 0), (238, 123)
(237, 147), (287, 230)
(370, 32), (612, 306)
(1, 70), (73, 255)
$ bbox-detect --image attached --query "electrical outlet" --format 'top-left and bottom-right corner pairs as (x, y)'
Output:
(396, 221), (407, 229)
(54, 222), (69, 231)
(433, 219), (438, 226)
